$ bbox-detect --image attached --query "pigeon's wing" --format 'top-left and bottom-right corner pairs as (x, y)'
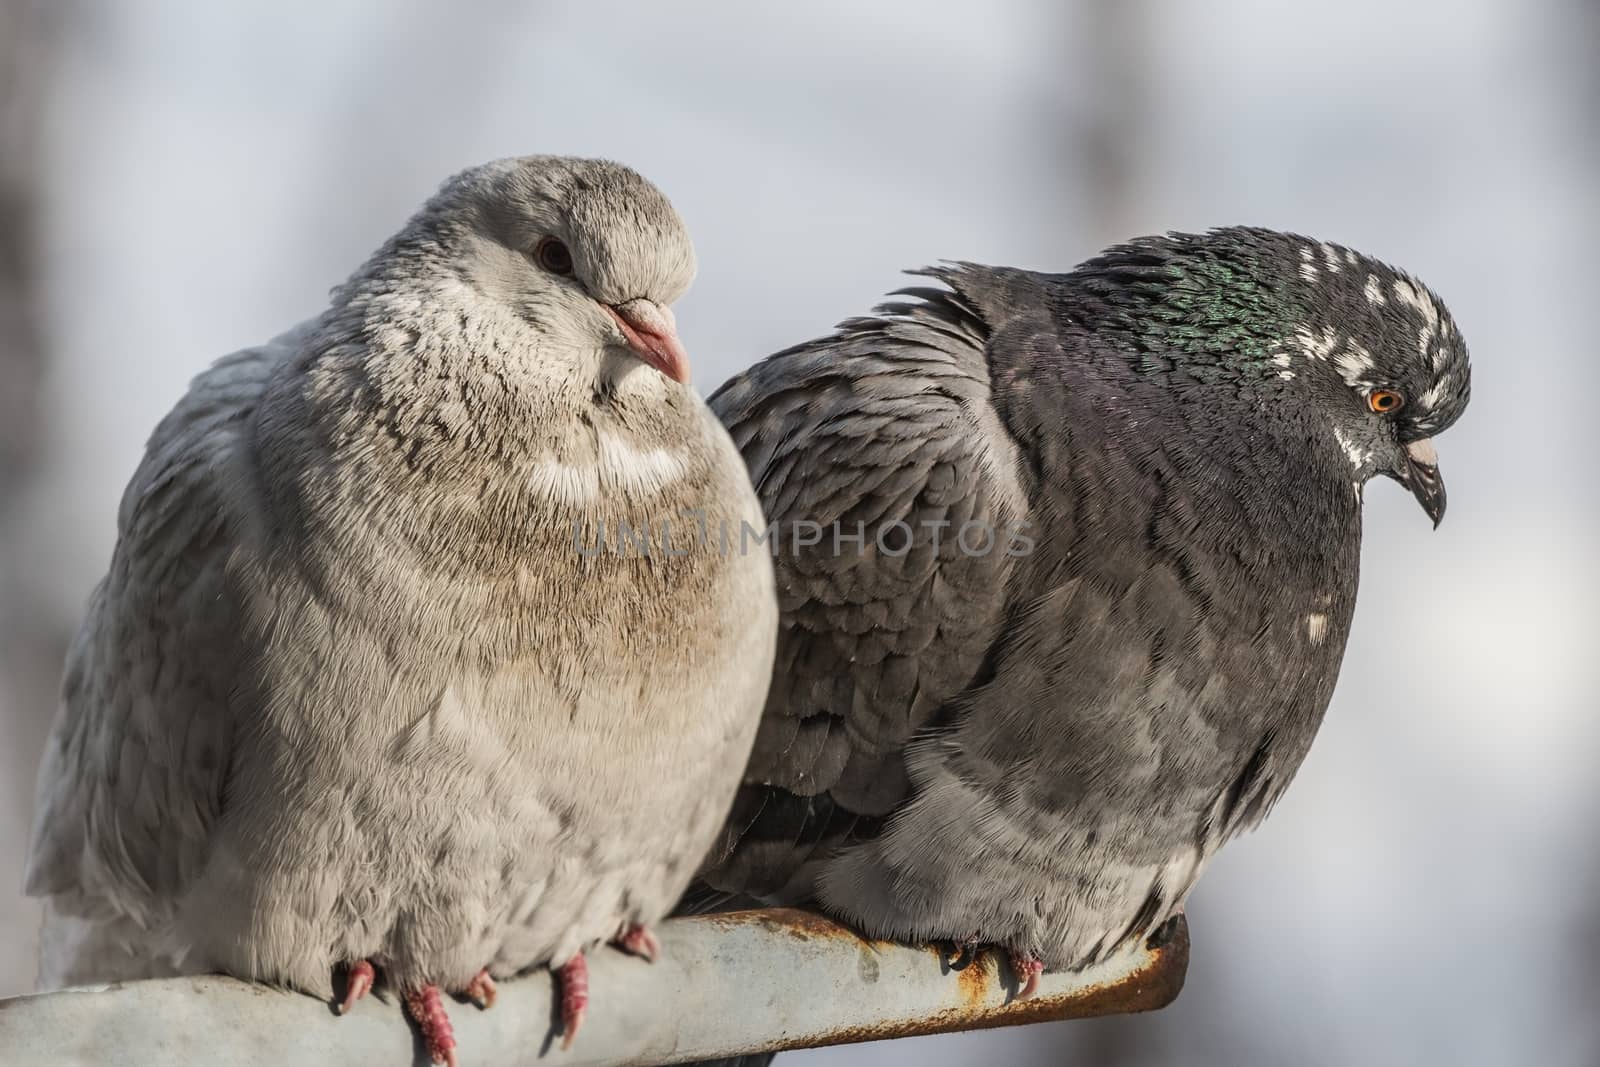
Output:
(696, 273), (1031, 903)
(25, 332), (294, 980)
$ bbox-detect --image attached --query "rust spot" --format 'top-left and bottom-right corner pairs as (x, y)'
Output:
(762, 913), (1191, 1053)
(684, 906), (1190, 1053)
(693, 907), (896, 950)
(953, 953), (995, 1008)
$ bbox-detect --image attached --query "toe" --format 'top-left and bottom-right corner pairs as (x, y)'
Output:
(464, 967), (497, 1010)
(405, 985), (459, 1066)
(337, 959), (376, 1016)
(615, 922), (661, 963)
(1008, 952), (1044, 1000)
(559, 1003), (587, 1051)
(555, 953), (590, 1050)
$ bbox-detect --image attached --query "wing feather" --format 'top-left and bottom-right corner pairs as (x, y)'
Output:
(25, 334), (294, 949)
(697, 278), (1028, 899)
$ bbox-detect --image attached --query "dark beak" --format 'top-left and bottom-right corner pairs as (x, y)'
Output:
(1394, 437), (1447, 528)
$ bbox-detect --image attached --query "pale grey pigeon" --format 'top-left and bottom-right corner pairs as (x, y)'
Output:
(690, 229), (1469, 1039)
(25, 155), (777, 1065)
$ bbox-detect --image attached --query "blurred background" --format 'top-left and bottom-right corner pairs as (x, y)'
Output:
(0, 1), (1594, 1064)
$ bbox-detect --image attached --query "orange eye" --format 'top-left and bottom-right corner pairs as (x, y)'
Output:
(1367, 389), (1404, 414)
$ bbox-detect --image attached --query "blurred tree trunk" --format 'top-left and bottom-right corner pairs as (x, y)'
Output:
(1554, 2), (1600, 1062)
(1043, 3), (1161, 1063)
(1564, 1), (1600, 1058)
(0, 6), (50, 492)
(1071, 0), (1153, 251)
(0, 0), (69, 998)
(1031, 1), (1159, 1061)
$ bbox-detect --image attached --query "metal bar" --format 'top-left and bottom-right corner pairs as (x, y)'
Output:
(0, 909), (1188, 1066)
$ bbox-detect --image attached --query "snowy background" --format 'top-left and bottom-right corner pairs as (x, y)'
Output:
(0, 2), (1595, 1065)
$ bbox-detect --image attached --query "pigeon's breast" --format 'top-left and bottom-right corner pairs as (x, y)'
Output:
(182, 402), (775, 995)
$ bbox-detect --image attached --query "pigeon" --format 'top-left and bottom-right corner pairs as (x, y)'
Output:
(24, 155), (778, 1066)
(691, 228), (1470, 1020)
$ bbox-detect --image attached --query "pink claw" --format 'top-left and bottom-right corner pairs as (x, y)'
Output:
(1008, 951), (1044, 1000)
(614, 922), (661, 962)
(337, 959), (376, 1015)
(464, 967), (498, 1010)
(405, 984), (459, 1067)
(555, 953), (589, 1050)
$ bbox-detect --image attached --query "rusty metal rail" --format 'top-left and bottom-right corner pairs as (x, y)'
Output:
(0, 908), (1188, 1066)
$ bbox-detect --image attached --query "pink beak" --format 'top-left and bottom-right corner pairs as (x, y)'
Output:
(605, 299), (690, 384)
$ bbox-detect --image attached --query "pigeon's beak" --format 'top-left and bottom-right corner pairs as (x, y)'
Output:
(605, 299), (690, 385)
(1394, 437), (1447, 528)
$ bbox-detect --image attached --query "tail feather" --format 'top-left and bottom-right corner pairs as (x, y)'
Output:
(35, 897), (186, 991)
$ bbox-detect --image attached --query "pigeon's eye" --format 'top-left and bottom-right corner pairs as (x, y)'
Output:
(534, 237), (574, 276)
(1367, 389), (1405, 414)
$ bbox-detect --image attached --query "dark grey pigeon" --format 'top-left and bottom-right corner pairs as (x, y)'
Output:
(687, 228), (1469, 1047)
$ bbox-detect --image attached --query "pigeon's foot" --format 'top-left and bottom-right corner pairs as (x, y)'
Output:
(405, 984), (459, 1067)
(548, 925), (652, 1048)
(463, 966), (497, 1009)
(1007, 951), (1044, 1000)
(935, 932), (982, 970)
(336, 958), (376, 1015)
(1145, 914), (1183, 950)
(613, 922), (661, 962)
(555, 952), (589, 1051)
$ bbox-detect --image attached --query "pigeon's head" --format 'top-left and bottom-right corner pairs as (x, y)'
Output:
(1073, 227), (1471, 525)
(425, 155), (698, 385)
(1273, 232), (1470, 527)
